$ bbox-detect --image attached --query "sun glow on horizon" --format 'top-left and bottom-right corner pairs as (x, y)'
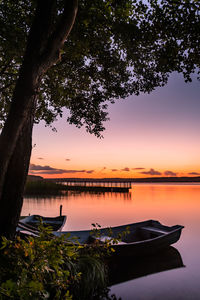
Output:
(30, 73), (200, 179)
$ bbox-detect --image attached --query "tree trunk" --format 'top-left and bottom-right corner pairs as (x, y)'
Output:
(0, 74), (39, 239)
(0, 0), (78, 238)
(0, 100), (35, 238)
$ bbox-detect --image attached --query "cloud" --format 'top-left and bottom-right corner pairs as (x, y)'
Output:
(29, 164), (68, 174)
(30, 164), (55, 171)
(29, 164), (94, 175)
(132, 167), (145, 170)
(37, 157), (44, 160)
(61, 170), (88, 173)
(164, 170), (177, 176)
(65, 158), (71, 161)
(86, 170), (94, 174)
(140, 168), (162, 176)
(111, 169), (118, 172)
(121, 167), (130, 172)
(188, 172), (200, 175)
(32, 169), (67, 175)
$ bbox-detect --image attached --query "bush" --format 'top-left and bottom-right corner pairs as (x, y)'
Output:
(0, 225), (120, 300)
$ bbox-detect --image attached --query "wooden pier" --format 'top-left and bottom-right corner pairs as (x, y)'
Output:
(50, 179), (132, 193)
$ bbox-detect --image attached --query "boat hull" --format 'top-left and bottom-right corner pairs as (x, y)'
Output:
(111, 226), (183, 256)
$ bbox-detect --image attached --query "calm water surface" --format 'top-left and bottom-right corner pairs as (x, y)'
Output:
(22, 183), (200, 299)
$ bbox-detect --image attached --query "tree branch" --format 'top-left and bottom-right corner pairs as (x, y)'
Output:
(40, 0), (78, 71)
(23, 0), (57, 62)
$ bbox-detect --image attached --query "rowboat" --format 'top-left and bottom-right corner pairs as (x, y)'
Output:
(17, 214), (67, 235)
(53, 220), (184, 257)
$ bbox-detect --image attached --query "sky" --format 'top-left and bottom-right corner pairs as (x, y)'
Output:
(29, 72), (200, 179)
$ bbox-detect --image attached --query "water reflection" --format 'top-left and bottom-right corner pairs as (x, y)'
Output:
(66, 190), (132, 202)
(22, 184), (200, 299)
(25, 190), (132, 202)
(108, 246), (184, 286)
(23, 190), (133, 229)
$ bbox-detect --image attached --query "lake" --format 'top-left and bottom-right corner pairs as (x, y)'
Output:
(22, 183), (200, 299)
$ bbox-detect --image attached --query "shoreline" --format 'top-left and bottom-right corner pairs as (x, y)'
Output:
(47, 176), (200, 183)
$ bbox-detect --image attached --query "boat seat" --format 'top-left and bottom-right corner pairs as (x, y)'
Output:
(18, 221), (39, 232)
(17, 222), (39, 234)
(141, 226), (169, 235)
(17, 230), (39, 237)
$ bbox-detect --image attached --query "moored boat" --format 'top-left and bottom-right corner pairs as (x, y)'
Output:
(53, 220), (184, 257)
(17, 214), (67, 234)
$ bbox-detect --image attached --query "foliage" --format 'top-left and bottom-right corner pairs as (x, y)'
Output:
(0, 227), (78, 299)
(0, 224), (123, 300)
(0, 0), (199, 136)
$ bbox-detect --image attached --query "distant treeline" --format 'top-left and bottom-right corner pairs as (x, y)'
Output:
(49, 176), (200, 183)
(130, 177), (200, 183)
(24, 180), (65, 195)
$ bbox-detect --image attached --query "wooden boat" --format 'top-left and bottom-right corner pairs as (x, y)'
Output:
(17, 214), (67, 234)
(53, 220), (184, 257)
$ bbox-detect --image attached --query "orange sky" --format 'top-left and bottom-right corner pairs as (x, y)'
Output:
(29, 73), (200, 179)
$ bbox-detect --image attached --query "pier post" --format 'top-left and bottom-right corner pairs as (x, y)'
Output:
(60, 205), (63, 216)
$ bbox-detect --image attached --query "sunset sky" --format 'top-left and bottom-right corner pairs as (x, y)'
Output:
(29, 72), (200, 178)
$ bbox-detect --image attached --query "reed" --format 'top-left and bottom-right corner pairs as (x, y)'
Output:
(24, 180), (65, 195)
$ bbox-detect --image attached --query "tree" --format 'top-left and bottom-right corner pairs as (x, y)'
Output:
(0, 0), (199, 238)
